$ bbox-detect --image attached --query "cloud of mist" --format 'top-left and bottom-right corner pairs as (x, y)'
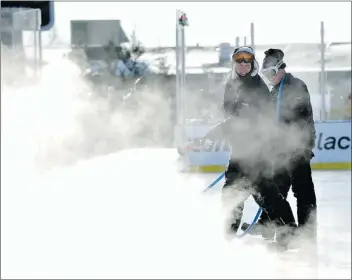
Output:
(227, 113), (310, 174)
(2, 45), (349, 279)
(194, 71), (324, 261)
(2, 52), (175, 173)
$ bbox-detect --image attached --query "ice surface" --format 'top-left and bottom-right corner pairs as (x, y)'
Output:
(1, 149), (351, 279)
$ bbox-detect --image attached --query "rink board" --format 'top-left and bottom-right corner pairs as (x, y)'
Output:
(182, 120), (352, 172)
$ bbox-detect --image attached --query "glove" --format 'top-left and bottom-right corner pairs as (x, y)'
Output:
(308, 150), (315, 159)
(290, 149), (314, 164)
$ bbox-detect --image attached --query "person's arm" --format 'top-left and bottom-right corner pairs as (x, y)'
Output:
(292, 80), (316, 150)
(223, 80), (234, 118)
(203, 115), (235, 142)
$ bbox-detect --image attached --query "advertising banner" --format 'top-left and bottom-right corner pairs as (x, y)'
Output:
(183, 121), (351, 172)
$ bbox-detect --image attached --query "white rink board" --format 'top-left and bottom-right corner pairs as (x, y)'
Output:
(183, 121), (351, 171)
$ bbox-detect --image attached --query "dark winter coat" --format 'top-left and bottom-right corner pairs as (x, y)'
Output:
(204, 74), (275, 178)
(205, 74), (272, 142)
(223, 74), (272, 118)
(270, 73), (316, 152)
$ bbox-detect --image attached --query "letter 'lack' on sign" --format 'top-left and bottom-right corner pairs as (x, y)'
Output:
(316, 133), (351, 150)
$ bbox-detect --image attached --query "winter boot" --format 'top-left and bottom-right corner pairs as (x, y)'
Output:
(224, 202), (245, 240)
(273, 222), (299, 250)
(297, 204), (318, 243)
(241, 211), (275, 239)
(265, 193), (298, 250)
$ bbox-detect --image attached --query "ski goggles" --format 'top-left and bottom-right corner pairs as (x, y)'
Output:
(261, 60), (284, 78)
(232, 52), (255, 64)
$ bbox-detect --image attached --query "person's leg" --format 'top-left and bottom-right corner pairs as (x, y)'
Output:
(241, 167), (293, 239)
(289, 152), (318, 270)
(290, 153), (317, 241)
(274, 167), (292, 199)
(241, 196), (275, 239)
(254, 177), (297, 248)
(222, 161), (251, 238)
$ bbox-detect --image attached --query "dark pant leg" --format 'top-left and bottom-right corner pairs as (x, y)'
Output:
(254, 177), (296, 228)
(289, 154), (317, 243)
(222, 161), (251, 234)
(290, 155), (317, 226)
(253, 177), (297, 246)
(274, 167), (292, 199)
(256, 167), (292, 224)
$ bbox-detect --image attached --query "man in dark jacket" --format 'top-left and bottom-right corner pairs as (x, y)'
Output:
(242, 49), (317, 243)
(203, 47), (297, 248)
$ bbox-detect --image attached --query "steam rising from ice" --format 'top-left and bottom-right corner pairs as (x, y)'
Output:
(1, 50), (350, 279)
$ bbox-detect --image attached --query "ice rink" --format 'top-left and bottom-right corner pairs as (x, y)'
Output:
(1, 149), (351, 279)
(2, 3), (351, 277)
